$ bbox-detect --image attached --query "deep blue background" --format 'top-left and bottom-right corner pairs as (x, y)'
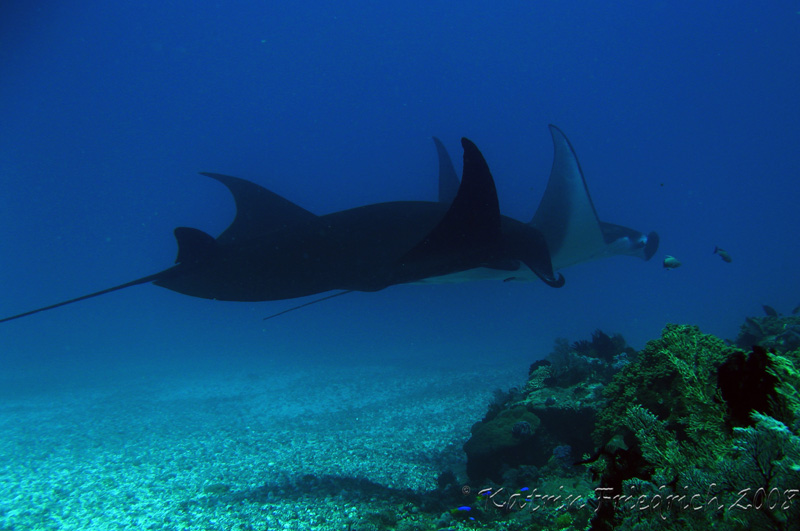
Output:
(2, 1), (799, 381)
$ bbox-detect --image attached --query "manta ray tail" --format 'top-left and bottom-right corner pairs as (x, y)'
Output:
(0, 272), (165, 324)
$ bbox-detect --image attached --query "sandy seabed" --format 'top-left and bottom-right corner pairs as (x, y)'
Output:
(0, 356), (520, 530)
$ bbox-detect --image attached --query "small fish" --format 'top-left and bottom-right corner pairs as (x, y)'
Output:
(744, 316), (765, 335)
(714, 246), (732, 263)
(450, 506), (474, 519)
(762, 305), (779, 317)
(663, 255), (681, 269)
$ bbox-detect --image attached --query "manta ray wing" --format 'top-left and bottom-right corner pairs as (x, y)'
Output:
(402, 138), (502, 262)
(432, 137), (460, 204)
(199, 172), (319, 244)
(1, 136), (566, 324)
(530, 125), (658, 269)
(529, 125), (607, 270)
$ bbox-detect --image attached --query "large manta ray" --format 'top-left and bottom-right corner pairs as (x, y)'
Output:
(0, 126), (658, 324)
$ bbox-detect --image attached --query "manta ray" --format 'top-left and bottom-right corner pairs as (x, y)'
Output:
(429, 125), (658, 282)
(0, 126), (658, 324)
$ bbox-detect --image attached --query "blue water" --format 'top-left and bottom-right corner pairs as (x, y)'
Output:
(1, 1), (799, 378)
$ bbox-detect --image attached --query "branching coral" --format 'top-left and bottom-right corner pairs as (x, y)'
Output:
(735, 314), (800, 353)
(595, 324), (732, 446)
(462, 325), (800, 530)
(606, 407), (800, 530)
(536, 331), (632, 389)
(724, 412), (800, 489)
(622, 404), (686, 476)
(766, 349), (800, 429)
(593, 328), (800, 530)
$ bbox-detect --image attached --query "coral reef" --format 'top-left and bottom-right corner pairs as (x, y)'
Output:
(457, 318), (800, 530)
(573, 330), (636, 364)
(593, 324), (734, 446)
(735, 313), (800, 353)
(463, 406), (542, 483)
(590, 324), (800, 530)
(721, 412), (800, 530)
(463, 330), (635, 515)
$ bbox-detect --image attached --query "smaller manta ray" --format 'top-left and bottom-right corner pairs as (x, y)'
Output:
(422, 125), (659, 283)
(1, 138), (563, 324)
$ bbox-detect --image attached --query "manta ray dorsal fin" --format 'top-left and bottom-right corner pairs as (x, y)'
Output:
(433, 137), (459, 204)
(199, 173), (318, 244)
(405, 138), (502, 261)
(173, 227), (217, 264)
(530, 125), (606, 269)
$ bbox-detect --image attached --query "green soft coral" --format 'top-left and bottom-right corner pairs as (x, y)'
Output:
(622, 404), (685, 475)
(595, 324), (733, 447)
(596, 331), (800, 531)
(720, 412), (800, 530)
(767, 348), (800, 428)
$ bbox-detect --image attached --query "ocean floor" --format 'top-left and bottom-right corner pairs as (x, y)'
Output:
(0, 355), (522, 531)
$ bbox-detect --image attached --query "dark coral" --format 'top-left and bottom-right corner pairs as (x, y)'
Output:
(541, 331), (634, 388)
(580, 443), (653, 531)
(573, 329), (635, 363)
(718, 345), (779, 427)
(482, 387), (520, 423)
(528, 358), (551, 376)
